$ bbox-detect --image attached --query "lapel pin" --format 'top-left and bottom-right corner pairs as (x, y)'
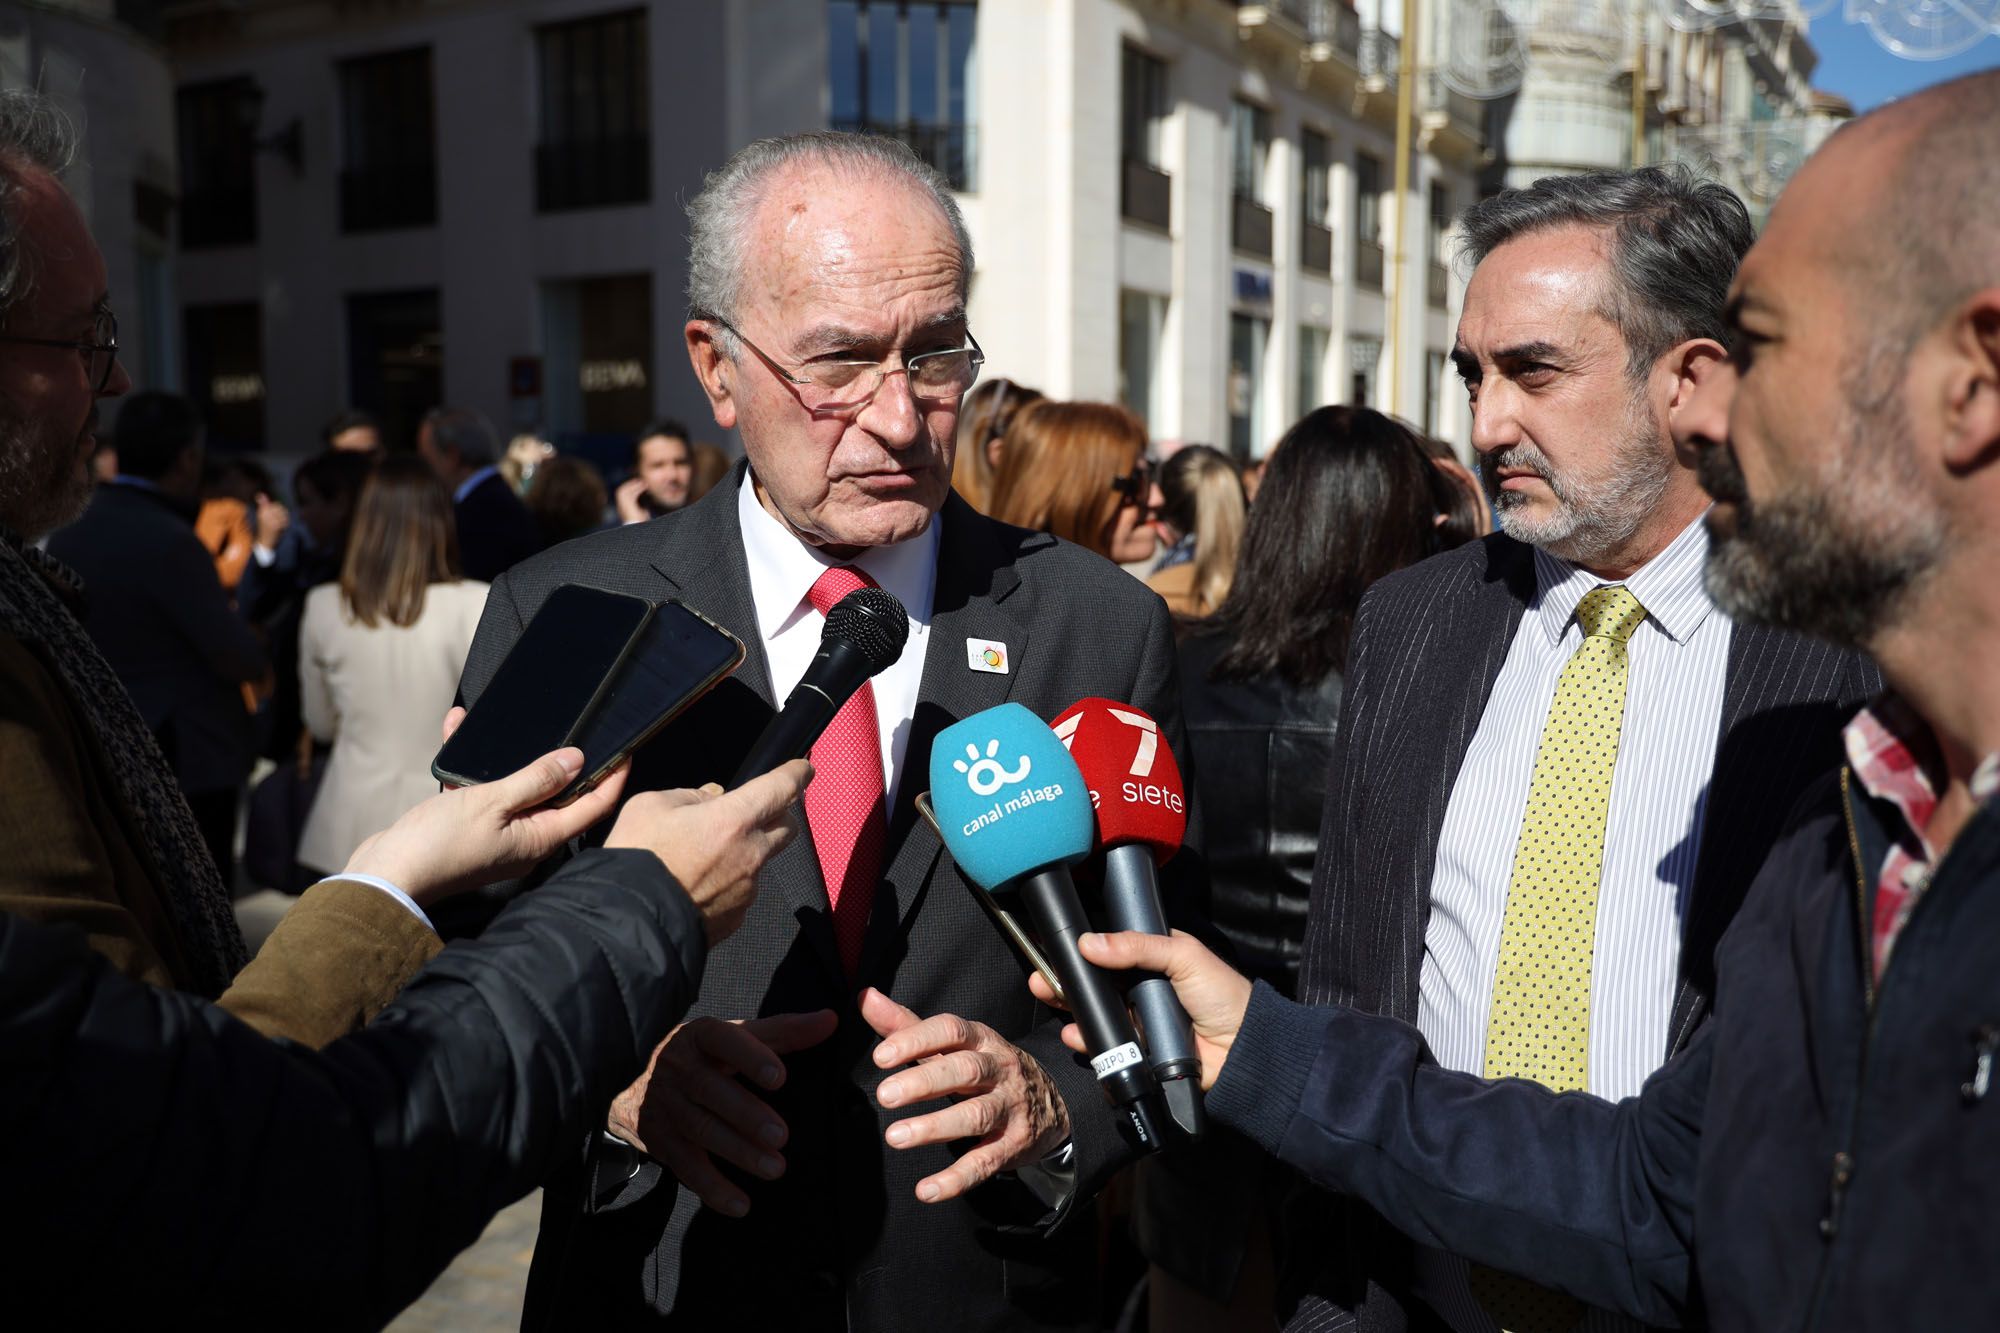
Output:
(965, 637), (1010, 675)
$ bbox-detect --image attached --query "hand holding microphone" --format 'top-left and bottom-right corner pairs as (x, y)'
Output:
(1054, 698), (1206, 1138)
(930, 703), (1166, 1151)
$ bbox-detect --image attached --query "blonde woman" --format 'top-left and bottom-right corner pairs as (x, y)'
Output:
(1144, 445), (1246, 620)
(296, 458), (488, 878)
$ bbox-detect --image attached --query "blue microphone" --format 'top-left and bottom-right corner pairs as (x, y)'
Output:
(930, 703), (1164, 1149)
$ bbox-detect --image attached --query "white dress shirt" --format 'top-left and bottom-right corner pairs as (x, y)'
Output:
(735, 475), (938, 804)
(1414, 514), (1730, 1333)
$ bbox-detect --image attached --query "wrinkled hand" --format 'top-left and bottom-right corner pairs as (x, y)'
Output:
(1028, 931), (1252, 1090)
(863, 988), (1070, 1204)
(606, 760), (810, 944)
(253, 491), (289, 549)
(609, 1010), (840, 1216)
(614, 475), (652, 525)
(343, 746), (630, 906)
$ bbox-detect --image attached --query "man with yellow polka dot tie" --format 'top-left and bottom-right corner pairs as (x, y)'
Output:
(1284, 167), (1880, 1333)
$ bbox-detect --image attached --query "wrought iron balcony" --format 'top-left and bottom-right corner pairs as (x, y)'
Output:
(1233, 196), (1274, 260)
(536, 134), (651, 213)
(339, 160), (437, 233)
(1355, 236), (1384, 291)
(1302, 220), (1334, 274)
(1122, 160), (1172, 230)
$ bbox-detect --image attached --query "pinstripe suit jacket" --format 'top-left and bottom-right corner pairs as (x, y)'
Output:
(456, 474), (1199, 1331)
(1284, 532), (1879, 1333)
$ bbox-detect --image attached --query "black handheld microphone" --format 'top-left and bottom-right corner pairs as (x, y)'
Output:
(730, 585), (908, 783)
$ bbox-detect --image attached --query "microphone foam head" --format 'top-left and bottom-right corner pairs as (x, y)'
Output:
(929, 703), (1093, 891)
(1053, 698), (1187, 865)
(823, 586), (909, 676)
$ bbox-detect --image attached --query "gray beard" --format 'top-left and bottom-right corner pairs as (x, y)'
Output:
(0, 405), (92, 540)
(1483, 405), (1677, 568)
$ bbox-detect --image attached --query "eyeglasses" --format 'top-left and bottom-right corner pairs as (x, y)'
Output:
(1109, 461), (1152, 507)
(705, 315), (984, 413)
(0, 305), (119, 393)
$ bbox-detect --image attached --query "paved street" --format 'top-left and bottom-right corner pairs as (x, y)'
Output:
(387, 1192), (538, 1332)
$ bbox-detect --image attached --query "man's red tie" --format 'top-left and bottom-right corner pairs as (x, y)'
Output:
(804, 565), (889, 975)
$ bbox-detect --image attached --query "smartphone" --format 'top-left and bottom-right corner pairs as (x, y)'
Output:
(563, 601), (747, 797)
(431, 584), (653, 791)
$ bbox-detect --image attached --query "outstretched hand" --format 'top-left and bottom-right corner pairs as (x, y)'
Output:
(343, 744), (630, 906)
(1027, 930), (1253, 1090)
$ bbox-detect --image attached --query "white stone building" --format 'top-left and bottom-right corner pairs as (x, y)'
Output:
(162, 0), (1484, 460)
(1, 0), (180, 411)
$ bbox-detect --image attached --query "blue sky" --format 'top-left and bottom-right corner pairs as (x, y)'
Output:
(1806, 11), (2000, 109)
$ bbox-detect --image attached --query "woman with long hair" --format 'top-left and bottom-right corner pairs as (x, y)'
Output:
(1134, 407), (1465, 1333)
(1144, 445), (1246, 620)
(986, 400), (1158, 564)
(950, 377), (1044, 513)
(295, 458), (488, 879)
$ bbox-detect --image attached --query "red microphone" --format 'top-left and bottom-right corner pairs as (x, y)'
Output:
(1054, 698), (1204, 1138)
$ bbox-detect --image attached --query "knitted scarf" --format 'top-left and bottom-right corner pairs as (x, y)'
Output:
(0, 529), (248, 996)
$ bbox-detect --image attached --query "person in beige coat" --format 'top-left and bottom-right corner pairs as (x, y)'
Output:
(299, 457), (488, 878)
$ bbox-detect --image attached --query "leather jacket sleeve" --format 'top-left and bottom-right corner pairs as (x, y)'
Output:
(2, 846), (706, 1329)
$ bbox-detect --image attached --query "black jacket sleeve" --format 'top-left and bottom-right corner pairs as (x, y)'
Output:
(1211, 983), (1707, 1329)
(2, 847), (706, 1330)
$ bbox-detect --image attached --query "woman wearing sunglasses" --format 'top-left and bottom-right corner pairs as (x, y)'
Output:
(986, 400), (1159, 566)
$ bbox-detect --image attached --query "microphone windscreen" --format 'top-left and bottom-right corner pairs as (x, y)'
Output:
(930, 703), (1093, 890)
(823, 586), (909, 675)
(1053, 698), (1187, 865)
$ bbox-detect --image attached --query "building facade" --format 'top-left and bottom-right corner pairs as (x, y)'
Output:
(164, 0), (1483, 460)
(2, 0), (180, 418)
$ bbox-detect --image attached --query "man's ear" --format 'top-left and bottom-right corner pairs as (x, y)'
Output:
(1940, 289), (2000, 475)
(684, 320), (738, 431)
(1663, 338), (1730, 420)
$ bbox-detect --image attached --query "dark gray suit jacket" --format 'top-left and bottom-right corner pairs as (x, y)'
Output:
(48, 482), (266, 794)
(455, 475), (1200, 1331)
(1283, 532), (1880, 1332)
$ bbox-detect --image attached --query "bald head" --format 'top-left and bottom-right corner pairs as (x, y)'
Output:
(1831, 70), (2000, 343)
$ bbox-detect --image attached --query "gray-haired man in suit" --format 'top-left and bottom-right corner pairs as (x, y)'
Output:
(456, 132), (1196, 1331)
(1278, 168), (1879, 1333)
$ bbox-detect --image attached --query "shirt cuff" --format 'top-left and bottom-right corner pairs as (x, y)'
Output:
(317, 872), (436, 934)
(1011, 1139), (1077, 1213)
(251, 543), (277, 567)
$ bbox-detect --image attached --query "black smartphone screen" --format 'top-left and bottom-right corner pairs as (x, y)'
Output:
(432, 584), (653, 787)
(567, 601), (745, 785)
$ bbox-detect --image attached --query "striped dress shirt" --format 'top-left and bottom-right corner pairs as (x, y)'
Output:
(1413, 514), (1729, 1333)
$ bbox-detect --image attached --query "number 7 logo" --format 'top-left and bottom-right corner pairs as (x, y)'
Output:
(1052, 707), (1157, 777)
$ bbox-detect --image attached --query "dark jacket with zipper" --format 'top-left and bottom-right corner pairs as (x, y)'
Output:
(1211, 766), (2000, 1330)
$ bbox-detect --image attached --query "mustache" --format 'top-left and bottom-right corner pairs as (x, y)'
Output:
(1697, 445), (1748, 504)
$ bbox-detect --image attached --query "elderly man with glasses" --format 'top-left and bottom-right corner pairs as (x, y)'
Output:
(455, 132), (1202, 1332)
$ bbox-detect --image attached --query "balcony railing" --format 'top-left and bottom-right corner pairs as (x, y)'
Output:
(833, 120), (977, 191)
(339, 161), (437, 233)
(536, 135), (651, 212)
(1302, 220), (1334, 274)
(1360, 28), (1399, 82)
(1232, 196), (1274, 259)
(1428, 259), (1449, 309)
(1355, 237), (1384, 290)
(1236, 0), (1361, 57)
(1122, 160), (1172, 230)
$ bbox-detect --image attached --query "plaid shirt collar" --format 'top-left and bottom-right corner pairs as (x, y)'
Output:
(1843, 693), (2000, 979)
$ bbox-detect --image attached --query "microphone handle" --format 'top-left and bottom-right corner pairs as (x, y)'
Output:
(730, 683), (836, 784)
(731, 639), (884, 785)
(1015, 867), (1163, 1149)
(1100, 845), (1201, 1080)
